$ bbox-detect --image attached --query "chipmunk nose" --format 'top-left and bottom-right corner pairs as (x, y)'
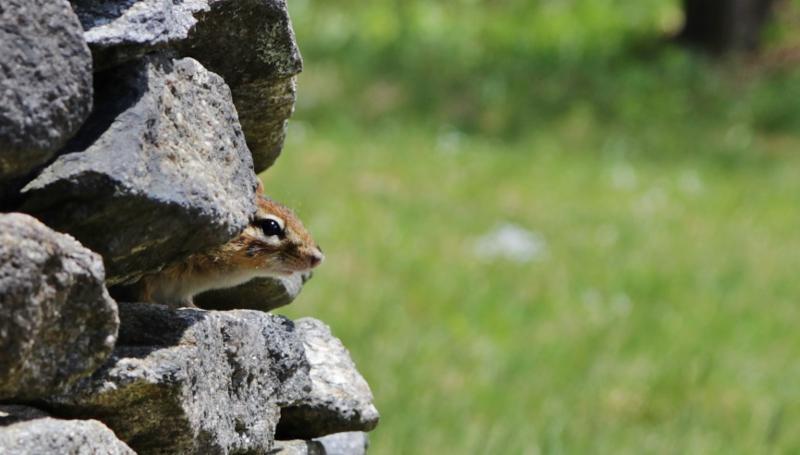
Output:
(308, 249), (324, 268)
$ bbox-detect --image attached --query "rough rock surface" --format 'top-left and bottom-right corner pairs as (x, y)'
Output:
(228, 75), (298, 172)
(71, 0), (303, 172)
(71, 0), (208, 69)
(182, 0), (302, 171)
(21, 56), (258, 285)
(2, 2), (378, 453)
(0, 0), (93, 200)
(272, 433), (368, 455)
(0, 214), (118, 401)
(315, 432), (370, 455)
(277, 319), (379, 439)
(46, 302), (311, 455)
(195, 273), (308, 312)
(271, 439), (325, 455)
(0, 405), (134, 455)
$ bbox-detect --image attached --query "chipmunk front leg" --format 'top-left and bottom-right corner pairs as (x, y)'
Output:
(171, 296), (196, 309)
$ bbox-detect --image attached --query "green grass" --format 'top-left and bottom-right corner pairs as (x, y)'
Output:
(260, 1), (800, 452)
(265, 121), (800, 453)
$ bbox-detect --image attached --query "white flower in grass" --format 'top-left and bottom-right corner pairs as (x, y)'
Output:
(610, 162), (638, 190)
(473, 223), (547, 263)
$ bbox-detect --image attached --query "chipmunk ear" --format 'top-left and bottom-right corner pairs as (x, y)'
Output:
(255, 179), (265, 197)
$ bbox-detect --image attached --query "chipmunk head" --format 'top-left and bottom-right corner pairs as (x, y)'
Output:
(231, 189), (324, 277)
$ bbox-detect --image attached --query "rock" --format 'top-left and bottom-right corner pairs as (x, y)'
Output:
(272, 433), (369, 455)
(46, 302), (311, 455)
(276, 319), (379, 440)
(271, 439), (325, 455)
(181, 0), (302, 88)
(0, 405), (134, 455)
(0, 213), (118, 401)
(182, 0), (302, 171)
(71, 0), (208, 69)
(72, 0), (303, 172)
(21, 56), (258, 285)
(228, 76), (297, 172)
(194, 273), (309, 312)
(0, 0), (92, 201)
(315, 432), (370, 455)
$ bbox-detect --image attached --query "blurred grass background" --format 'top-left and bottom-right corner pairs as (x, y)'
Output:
(262, 0), (800, 452)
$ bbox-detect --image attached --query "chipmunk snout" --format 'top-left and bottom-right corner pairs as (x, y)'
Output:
(308, 248), (324, 268)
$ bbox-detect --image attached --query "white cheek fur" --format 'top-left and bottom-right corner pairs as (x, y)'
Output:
(263, 235), (282, 246)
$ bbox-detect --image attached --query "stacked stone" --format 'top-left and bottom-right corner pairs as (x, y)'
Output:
(0, 1), (378, 453)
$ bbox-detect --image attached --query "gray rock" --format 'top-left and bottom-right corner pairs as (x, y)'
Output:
(71, 0), (208, 69)
(0, 213), (118, 401)
(0, 405), (134, 455)
(181, 0), (302, 87)
(315, 432), (370, 455)
(272, 433), (369, 455)
(72, 0), (303, 172)
(47, 302), (311, 455)
(182, 0), (302, 171)
(229, 76), (298, 172)
(271, 439), (325, 455)
(21, 56), (258, 285)
(195, 273), (309, 312)
(0, 0), (92, 200)
(277, 319), (379, 439)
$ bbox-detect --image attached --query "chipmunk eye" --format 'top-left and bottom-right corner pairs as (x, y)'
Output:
(258, 218), (284, 238)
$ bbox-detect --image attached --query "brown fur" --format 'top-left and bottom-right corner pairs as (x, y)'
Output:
(135, 186), (323, 307)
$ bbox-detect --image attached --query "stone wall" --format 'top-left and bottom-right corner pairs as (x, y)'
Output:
(0, 1), (378, 453)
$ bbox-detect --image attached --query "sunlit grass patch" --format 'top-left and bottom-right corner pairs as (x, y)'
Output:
(261, 1), (800, 452)
(263, 120), (800, 453)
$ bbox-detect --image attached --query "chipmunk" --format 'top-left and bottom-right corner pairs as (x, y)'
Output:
(134, 184), (323, 308)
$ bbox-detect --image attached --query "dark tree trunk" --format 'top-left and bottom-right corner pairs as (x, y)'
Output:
(679, 0), (775, 53)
